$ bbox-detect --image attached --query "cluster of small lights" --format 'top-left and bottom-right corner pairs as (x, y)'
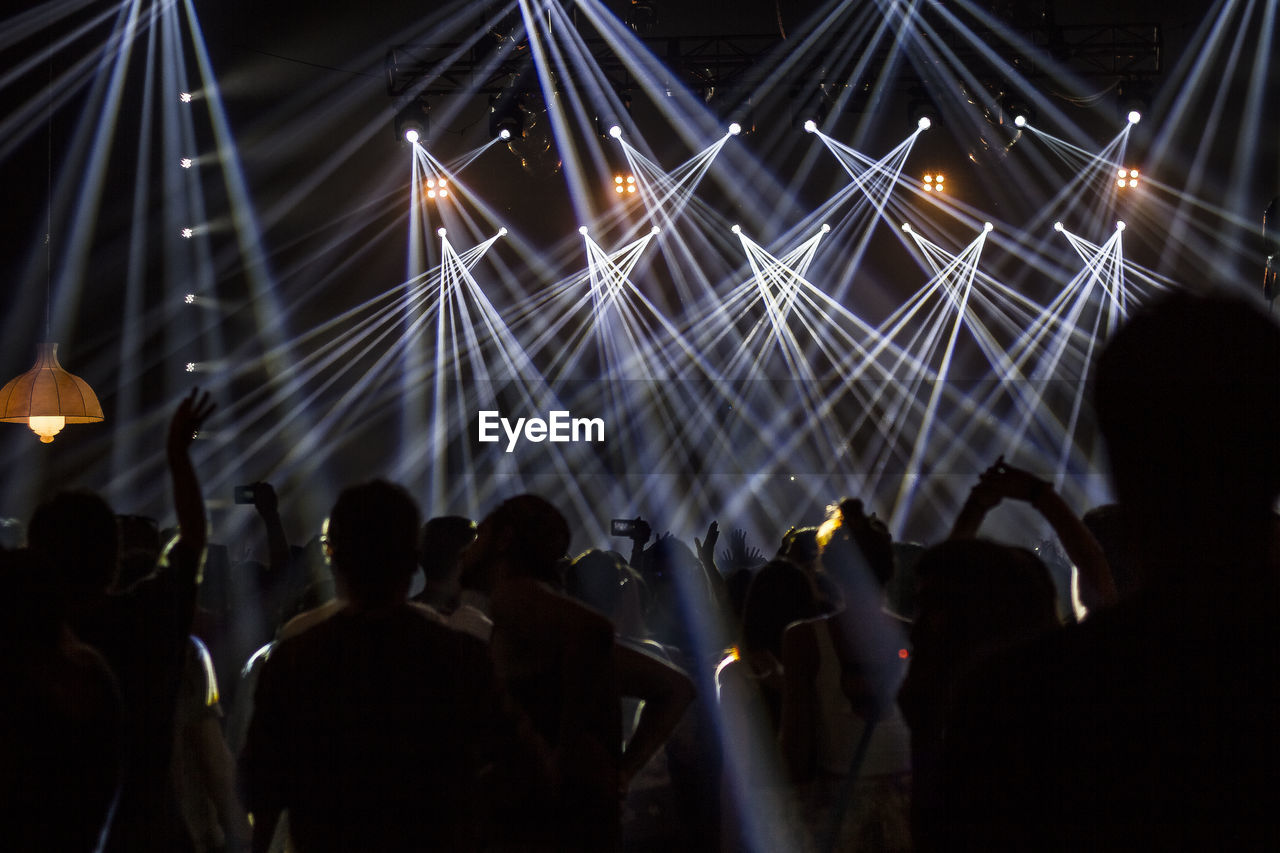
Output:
(180, 227), (194, 238)
(425, 177), (449, 199)
(179, 92), (193, 103)
(614, 174), (637, 194)
(1117, 168), (1139, 188)
(180, 158), (193, 169)
(923, 174), (945, 192)
(184, 294), (196, 304)
(185, 362), (196, 373)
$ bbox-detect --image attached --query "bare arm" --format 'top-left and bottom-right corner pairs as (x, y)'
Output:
(615, 642), (695, 792)
(252, 482), (290, 576)
(950, 458), (1117, 609)
(167, 389), (215, 557)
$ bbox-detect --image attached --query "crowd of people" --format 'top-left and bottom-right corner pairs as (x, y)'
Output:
(1, 289), (1277, 852)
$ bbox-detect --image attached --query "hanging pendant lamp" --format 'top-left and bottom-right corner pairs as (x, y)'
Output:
(0, 342), (103, 443)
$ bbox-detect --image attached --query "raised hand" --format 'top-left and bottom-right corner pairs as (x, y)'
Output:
(167, 388), (216, 455)
(976, 456), (1050, 505)
(694, 520), (720, 572)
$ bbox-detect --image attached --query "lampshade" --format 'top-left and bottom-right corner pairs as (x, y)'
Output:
(0, 342), (104, 443)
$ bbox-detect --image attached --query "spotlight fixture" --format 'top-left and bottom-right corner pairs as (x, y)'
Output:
(1054, 221), (1064, 232)
(1116, 221), (1126, 231)
(437, 227), (447, 237)
(1014, 115), (1027, 128)
(499, 128), (511, 141)
(728, 122), (741, 136)
(498, 227), (508, 236)
(394, 95), (429, 145)
(424, 177), (449, 200)
(625, 0), (658, 34)
(983, 222), (994, 232)
(1127, 110), (1141, 125)
(731, 224), (742, 235)
(820, 223), (830, 233)
(185, 362), (196, 373)
(803, 119), (817, 134)
(179, 92), (193, 103)
(917, 116), (932, 130)
(489, 89), (526, 141)
(650, 226), (660, 235)
(180, 158), (193, 168)
(922, 174), (944, 192)
(181, 227), (194, 238)
(578, 225), (589, 235)
(608, 125), (622, 139)
(184, 294), (196, 304)
(613, 174), (637, 195)
(901, 222), (912, 232)
(1116, 168), (1140, 189)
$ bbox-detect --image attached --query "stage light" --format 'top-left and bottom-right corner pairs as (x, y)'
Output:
(901, 222), (912, 232)
(1054, 221), (1064, 232)
(184, 294), (196, 304)
(1127, 110), (1141, 124)
(1117, 168), (1140, 189)
(626, 175), (636, 194)
(579, 226), (589, 235)
(181, 227), (194, 238)
(185, 362), (196, 373)
(1116, 221), (1126, 231)
(820, 223), (830, 233)
(803, 119), (817, 134)
(1014, 115), (1027, 128)
(923, 174), (943, 192)
(499, 128), (511, 141)
(609, 125), (622, 139)
(498, 227), (508, 236)
(983, 222), (994, 232)
(650, 226), (660, 235)
(180, 158), (193, 169)
(437, 227), (447, 237)
(489, 89), (526, 140)
(728, 122), (741, 136)
(179, 92), (192, 103)
(731, 224), (742, 234)
(395, 95), (429, 145)
(917, 116), (932, 130)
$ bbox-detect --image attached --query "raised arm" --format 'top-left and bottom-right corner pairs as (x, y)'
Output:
(167, 388), (216, 556)
(251, 482), (291, 575)
(950, 458), (1117, 609)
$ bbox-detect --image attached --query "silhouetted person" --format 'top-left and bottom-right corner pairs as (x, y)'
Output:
(940, 291), (1280, 850)
(243, 480), (503, 852)
(897, 539), (1059, 851)
(0, 547), (123, 852)
(412, 514), (476, 611)
(26, 389), (214, 853)
(464, 494), (622, 851)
